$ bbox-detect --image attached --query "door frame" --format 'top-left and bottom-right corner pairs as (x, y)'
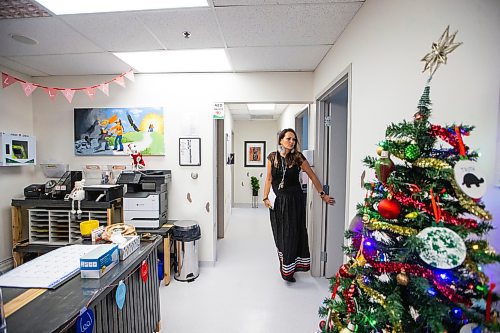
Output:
(310, 64), (352, 277)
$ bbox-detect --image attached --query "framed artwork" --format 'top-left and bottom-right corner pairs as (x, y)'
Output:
(179, 138), (201, 166)
(73, 107), (165, 156)
(244, 141), (266, 167)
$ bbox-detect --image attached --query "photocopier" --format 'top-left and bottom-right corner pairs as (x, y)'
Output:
(116, 170), (171, 228)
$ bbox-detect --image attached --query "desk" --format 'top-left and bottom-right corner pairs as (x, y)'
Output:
(11, 198), (122, 266)
(3, 236), (161, 333)
(137, 223), (174, 286)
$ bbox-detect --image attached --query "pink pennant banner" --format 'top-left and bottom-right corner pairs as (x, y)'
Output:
(21, 82), (37, 96)
(45, 88), (58, 101)
(62, 89), (75, 103)
(114, 76), (126, 87)
(2, 72), (17, 88)
(85, 87), (96, 100)
(97, 83), (109, 96)
(124, 71), (135, 82)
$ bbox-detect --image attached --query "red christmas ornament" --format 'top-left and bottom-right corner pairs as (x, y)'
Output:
(339, 264), (355, 278)
(319, 320), (326, 330)
(378, 198), (401, 219)
(375, 151), (395, 183)
(140, 260), (148, 282)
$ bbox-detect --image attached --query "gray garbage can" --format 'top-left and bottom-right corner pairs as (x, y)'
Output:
(173, 220), (201, 282)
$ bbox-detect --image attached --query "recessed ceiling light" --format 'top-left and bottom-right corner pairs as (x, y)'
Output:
(247, 104), (275, 111)
(10, 34), (38, 45)
(114, 49), (232, 73)
(33, 0), (208, 15)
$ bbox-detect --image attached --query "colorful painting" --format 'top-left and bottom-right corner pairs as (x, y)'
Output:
(74, 107), (164, 156)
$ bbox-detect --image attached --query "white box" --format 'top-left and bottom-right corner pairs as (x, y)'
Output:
(118, 236), (140, 261)
(80, 244), (119, 279)
(0, 132), (36, 166)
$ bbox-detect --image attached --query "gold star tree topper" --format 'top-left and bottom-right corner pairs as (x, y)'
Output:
(421, 25), (462, 77)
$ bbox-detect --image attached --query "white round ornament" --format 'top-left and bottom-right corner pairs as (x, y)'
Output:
(459, 323), (481, 333)
(454, 160), (486, 199)
(417, 227), (466, 269)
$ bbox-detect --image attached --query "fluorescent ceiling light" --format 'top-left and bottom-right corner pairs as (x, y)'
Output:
(34, 0), (208, 15)
(114, 49), (231, 73)
(247, 104), (276, 111)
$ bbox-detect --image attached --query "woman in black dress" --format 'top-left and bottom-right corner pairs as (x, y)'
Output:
(262, 128), (335, 282)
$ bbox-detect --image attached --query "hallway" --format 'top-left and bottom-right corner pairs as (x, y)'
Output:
(160, 207), (330, 333)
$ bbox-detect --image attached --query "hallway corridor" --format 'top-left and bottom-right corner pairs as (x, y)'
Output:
(160, 207), (329, 333)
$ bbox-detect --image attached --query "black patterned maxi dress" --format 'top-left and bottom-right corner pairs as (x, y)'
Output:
(268, 151), (310, 279)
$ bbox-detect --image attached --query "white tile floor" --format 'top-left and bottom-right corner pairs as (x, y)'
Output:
(160, 207), (330, 333)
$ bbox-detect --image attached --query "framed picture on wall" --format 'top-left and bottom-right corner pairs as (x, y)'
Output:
(179, 138), (201, 166)
(244, 141), (266, 167)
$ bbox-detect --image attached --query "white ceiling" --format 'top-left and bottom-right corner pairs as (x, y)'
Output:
(0, 0), (364, 77)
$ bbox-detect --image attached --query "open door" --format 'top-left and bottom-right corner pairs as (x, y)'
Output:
(312, 68), (351, 277)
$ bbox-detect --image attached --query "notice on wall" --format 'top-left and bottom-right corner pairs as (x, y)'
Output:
(213, 102), (224, 119)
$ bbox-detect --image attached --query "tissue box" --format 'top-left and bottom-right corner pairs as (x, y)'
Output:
(80, 244), (119, 279)
(118, 236), (140, 261)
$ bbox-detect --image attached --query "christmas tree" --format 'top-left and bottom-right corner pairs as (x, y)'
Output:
(318, 26), (500, 333)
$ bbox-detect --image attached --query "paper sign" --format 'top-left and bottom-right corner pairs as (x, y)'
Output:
(213, 102), (224, 119)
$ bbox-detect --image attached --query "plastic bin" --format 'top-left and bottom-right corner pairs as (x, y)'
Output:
(173, 220), (201, 282)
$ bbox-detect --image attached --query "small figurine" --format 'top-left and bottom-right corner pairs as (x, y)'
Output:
(128, 144), (145, 170)
(69, 179), (86, 215)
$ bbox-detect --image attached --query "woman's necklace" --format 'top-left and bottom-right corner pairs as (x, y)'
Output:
(278, 154), (286, 189)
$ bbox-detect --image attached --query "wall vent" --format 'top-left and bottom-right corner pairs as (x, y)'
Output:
(250, 114), (274, 120)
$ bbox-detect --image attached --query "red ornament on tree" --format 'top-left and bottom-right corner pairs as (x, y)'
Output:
(339, 263), (355, 278)
(141, 260), (148, 282)
(378, 198), (401, 219)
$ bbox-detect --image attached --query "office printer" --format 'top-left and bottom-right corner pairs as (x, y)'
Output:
(117, 170), (171, 228)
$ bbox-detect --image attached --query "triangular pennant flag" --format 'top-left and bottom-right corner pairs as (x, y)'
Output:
(97, 83), (109, 96)
(114, 76), (126, 88)
(45, 88), (58, 101)
(85, 87), (96, 100)
(2, 73), (17, 88)
(21, 82), (37, 96)
(62, 89), (75, 103)
(124, 71), (135, 82)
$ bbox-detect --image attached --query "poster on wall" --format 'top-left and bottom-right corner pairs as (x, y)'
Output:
(73, 107), (165, 156)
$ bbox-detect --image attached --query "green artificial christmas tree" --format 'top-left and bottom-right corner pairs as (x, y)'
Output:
(318, 26), (500, 333)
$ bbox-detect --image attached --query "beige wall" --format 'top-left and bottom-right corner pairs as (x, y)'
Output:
(313, 0), (499, 280)
(0, 66), (35, 268)
(28, 72), (312, 263)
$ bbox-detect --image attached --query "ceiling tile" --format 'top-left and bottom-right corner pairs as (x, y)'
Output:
(227, 45), (330, 71)
(9, 53), (130, 75)
(0, 16), (102, 56)
(138, 8), (225, 50)
(59, 12), (164, 52)
(0, 56), (48, 76)
(216, 2), (362, 47)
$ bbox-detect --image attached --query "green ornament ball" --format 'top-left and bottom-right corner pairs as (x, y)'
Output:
(379, 140), (389, 150)
(405, 144), (421, 161)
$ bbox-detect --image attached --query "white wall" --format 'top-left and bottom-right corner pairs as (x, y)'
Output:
(28, 72), (312, 263)
(223, 107), (234, 233)
(313, 0), (500, 282)
(0, 66), (35, 269)
(233, 120), (279, 204)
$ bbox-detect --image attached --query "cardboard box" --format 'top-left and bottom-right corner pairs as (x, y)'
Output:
(80, 244), (119, 279)
(118, 236), (140, 261)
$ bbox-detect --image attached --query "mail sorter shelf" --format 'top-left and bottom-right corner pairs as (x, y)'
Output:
(28, 209), (108, 244)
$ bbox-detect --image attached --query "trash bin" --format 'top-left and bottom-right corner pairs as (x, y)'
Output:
(173, 220), (201, 282)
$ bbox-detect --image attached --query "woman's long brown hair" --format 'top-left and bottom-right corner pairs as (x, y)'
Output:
(276, 128), (302, 167)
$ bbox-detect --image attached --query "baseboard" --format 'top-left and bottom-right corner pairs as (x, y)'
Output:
(199, 260), (215, 267)
(0, 257), (13, 274)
